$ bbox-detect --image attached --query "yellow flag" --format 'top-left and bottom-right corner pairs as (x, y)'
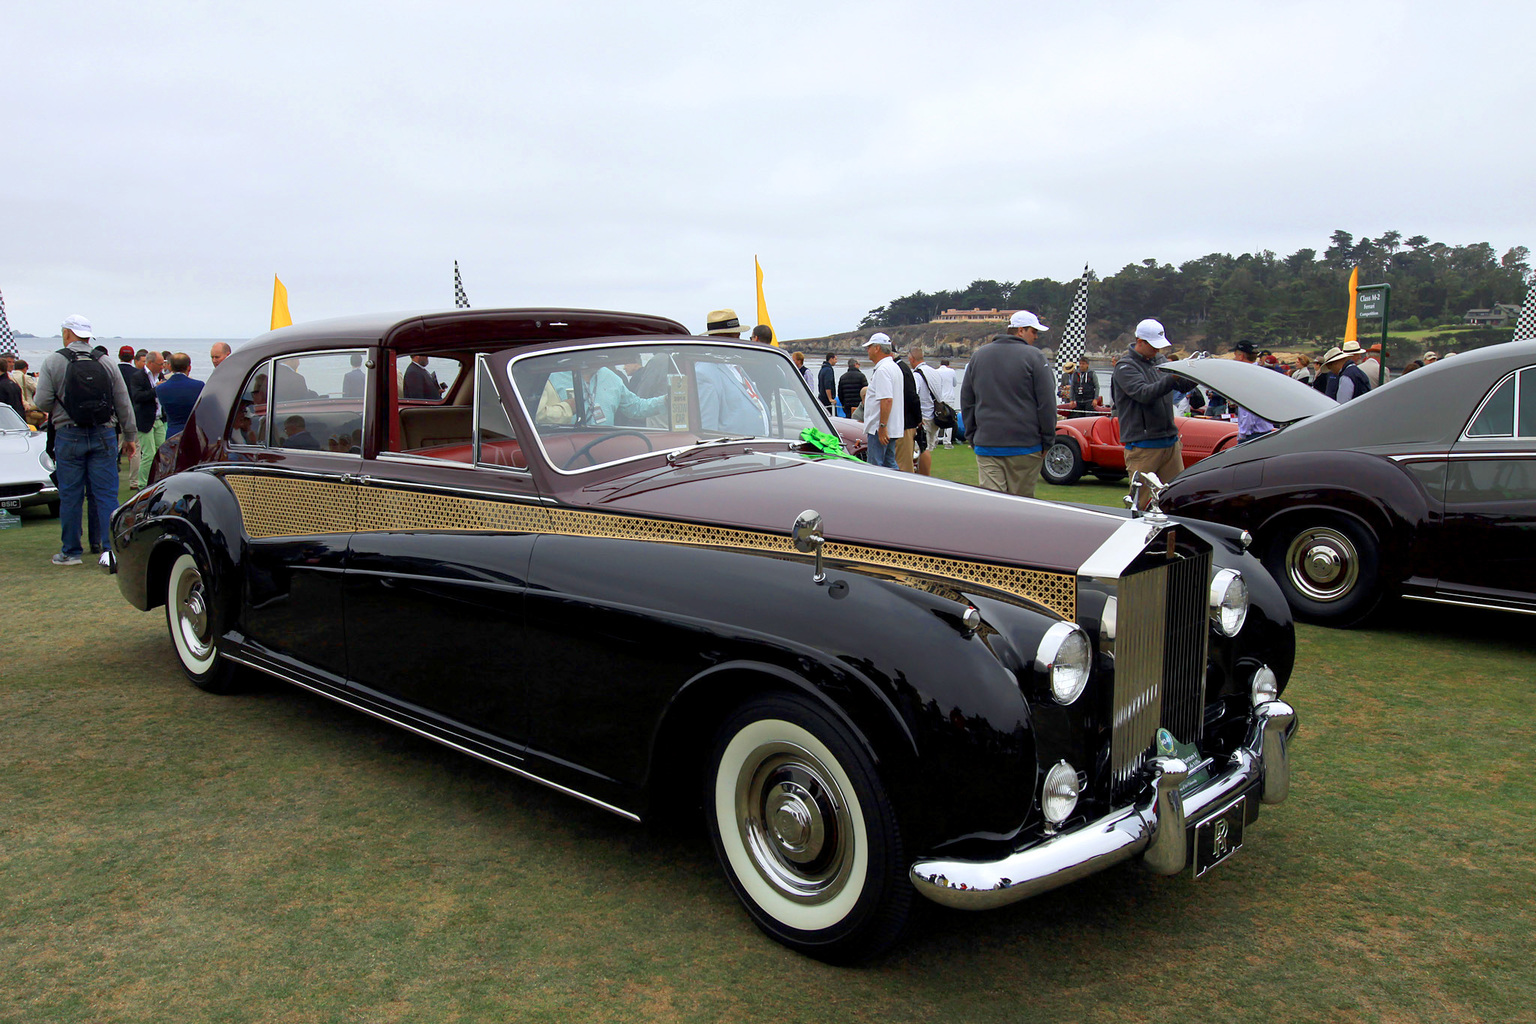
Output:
(1344, 266), (1358, 343)
(271, 275), (293, 331)
(755, 255), (777, 346)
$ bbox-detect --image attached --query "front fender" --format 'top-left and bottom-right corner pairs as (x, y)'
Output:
(1163, 450), (1427, 583)
(111, 469), (246, 624)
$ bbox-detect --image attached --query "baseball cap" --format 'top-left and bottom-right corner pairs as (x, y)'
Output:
(61, 314), (93, 339)
(1009, 310), (1049, 331)
(865, 333), (891, 349)
(1135, 318), (1171, 349)
(1233, 340), (1256, 357)
(118, 345), (136, 361)
(1423, 351), (1439, 360)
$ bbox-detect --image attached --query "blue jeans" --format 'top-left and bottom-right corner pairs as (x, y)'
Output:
(56, 425), (120, 557)
(865, 431), (898, 469)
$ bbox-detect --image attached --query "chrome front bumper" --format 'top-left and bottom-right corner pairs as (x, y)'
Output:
(910, 700), (1297, 911)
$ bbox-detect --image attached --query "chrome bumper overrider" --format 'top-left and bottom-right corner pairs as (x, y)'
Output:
(910, 700), (1297, 911)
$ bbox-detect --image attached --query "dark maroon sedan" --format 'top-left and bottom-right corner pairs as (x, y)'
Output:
(1159, 343), (1536, 626)
(110, 308), (1299, 961)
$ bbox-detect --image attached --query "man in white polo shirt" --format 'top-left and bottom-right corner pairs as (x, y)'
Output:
(862, 334), (904, 469)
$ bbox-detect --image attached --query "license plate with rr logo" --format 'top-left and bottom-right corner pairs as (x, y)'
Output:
(1193, 796), (1246, 877)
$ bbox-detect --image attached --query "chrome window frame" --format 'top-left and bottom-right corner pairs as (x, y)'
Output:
(505, 339), (832, 477)
(225, 348), (373, 458)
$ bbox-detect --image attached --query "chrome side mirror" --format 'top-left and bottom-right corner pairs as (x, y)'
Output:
(792, 509), (827, 584)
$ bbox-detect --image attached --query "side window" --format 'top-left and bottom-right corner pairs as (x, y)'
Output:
(1467, 375), (1515, 438)
(271, 352), (366, 454)
(1519, 368), (1536, 438)
(399, 355), (462, 404)
(390, 354), (471, 459)
(474, 358), (523, 469)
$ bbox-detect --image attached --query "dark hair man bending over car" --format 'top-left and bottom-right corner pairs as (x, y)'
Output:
(1231, 341), (1275, 442)
(961, 311), (1056, 497)
(1111, 318), (1185, 510)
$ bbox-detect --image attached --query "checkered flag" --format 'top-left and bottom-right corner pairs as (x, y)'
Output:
(1512, 279), (1535, 342)
(0, 287), (16, 357)
(1056, 263), (1090, 372)
(453, 261), (471, 309)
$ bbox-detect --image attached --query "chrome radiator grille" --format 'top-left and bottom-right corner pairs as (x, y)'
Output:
(1109, 551), (1212, 796)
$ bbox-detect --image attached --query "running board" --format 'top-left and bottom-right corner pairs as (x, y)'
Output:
(222, 651), (642, 823)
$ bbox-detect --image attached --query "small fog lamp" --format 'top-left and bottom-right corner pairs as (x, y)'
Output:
(1209, 568), (1249, 636)
(1042, 760), (1082, 827)
(1251, 664), (1279, 706)
(1036, 622), (1091, 705)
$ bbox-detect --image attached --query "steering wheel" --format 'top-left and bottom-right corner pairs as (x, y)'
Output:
(560, 430), (655, 469)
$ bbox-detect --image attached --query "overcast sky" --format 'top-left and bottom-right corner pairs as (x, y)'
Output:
(4, 0), (1532, 341)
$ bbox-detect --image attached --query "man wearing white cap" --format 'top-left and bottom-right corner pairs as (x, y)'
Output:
(862, 334), (904, 469)
(1111, 318), (1186, 509)
(960, 311), (1057, 497)
(32, 314), (138, 566)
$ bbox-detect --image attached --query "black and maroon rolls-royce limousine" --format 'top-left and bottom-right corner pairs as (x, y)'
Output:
(110, 308), (1300, 961)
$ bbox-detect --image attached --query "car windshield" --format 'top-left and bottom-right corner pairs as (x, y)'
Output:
(0, 406), (27, 432)
(510, 342), (829, 471)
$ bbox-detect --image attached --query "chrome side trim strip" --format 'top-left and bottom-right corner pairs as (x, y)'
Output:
(1390, 451), (1535, 462)
(1402, 593), (1536, 617)
(223, 651), (642, 822)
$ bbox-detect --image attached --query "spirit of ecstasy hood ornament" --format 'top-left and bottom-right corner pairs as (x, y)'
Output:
(1126, 471), (1170, 522)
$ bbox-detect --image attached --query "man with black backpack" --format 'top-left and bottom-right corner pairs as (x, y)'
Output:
(32, 315), (138, 566)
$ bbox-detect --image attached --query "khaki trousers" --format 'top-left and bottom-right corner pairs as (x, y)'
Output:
(1123, 440), (1184, 509)
(894, 427), (916, 472)
(977, 452), (1044, 497)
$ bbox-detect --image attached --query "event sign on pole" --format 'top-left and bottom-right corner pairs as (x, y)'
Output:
(1355, 283), (1391, 387)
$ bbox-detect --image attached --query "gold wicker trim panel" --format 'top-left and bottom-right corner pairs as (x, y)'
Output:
(222, 473), (1076, 618)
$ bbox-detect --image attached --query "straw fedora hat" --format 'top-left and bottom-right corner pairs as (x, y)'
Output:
(1321, 346), (1346, 366)
(704, 308), (747, 336)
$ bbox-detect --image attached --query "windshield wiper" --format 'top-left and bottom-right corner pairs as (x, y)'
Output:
(666, 435), (759, 464)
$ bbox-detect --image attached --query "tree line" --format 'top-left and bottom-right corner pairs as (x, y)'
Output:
(858, 231), (1531, 348)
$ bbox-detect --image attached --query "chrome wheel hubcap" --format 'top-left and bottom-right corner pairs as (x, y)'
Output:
(1285, 527), (1359, 602)
(1045, 444), (1073, 476)
(736, 742), (853, 904)
(175, 568), (212, 659)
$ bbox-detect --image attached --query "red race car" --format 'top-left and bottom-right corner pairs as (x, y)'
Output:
(1043, 412), (1239, 485)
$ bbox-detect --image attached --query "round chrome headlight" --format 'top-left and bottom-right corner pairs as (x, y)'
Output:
(1042, 760), (1081, 826)
(1036, 622), (1091, 705)
(1209, 568), (1249, 636)
(1251, 664), (1279, 705)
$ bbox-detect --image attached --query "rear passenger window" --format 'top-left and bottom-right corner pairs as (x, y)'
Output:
(270, 352), (366, 453)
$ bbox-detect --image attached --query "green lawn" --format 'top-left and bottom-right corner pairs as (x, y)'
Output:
(3, 462), (1533, 1023)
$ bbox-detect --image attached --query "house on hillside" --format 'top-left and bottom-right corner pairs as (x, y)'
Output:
(1463, 303), (1523, 327)
(934, 308), (1019, 322)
